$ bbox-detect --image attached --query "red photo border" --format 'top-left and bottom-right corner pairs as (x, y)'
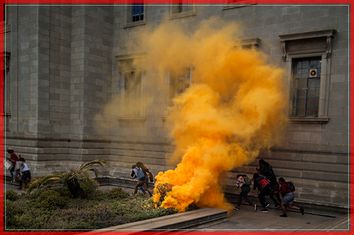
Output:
(0, 0), (351, 235)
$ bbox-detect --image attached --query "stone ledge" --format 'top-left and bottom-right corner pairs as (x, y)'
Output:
(94, 208), (227, 232)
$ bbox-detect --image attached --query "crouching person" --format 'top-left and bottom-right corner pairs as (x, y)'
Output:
(278, 177), (304, 217)
(235, 174), (256, 210)
(18, 157), (31, 190)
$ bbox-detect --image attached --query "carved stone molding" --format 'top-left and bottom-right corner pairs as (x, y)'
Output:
(241, 38), (261, 49)
(279, 29), (336, 61)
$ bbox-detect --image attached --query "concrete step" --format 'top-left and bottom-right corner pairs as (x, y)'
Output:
(95, 207), (228, 233)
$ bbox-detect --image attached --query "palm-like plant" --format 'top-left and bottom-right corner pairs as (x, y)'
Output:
(27, 160), (106, 198)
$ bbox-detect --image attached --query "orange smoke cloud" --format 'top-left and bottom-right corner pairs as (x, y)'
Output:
(139, 18), (287, 212)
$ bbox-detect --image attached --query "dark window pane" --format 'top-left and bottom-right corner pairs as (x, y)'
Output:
(172, 3), (193, 14)
(292, 56), (321, 117)
(295, 89), (307, 117)
(131, 4), (144, 22)
(170, 68), (191, 101)
(124, 71), (141, 97)
(306, 78), (320, 116)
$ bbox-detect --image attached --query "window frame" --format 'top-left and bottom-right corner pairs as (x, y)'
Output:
(170, 3), (196, 19)
(279, 30), (335, 124)
(290, 55), (322, 118)
(116, 54), (146, 120)
(168, 67), (193, 102)
(125, 4), (146, 28)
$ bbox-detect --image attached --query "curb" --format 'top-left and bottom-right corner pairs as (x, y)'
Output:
(94, 208), (228, 233)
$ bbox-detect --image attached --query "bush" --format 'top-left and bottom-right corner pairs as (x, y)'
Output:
(34, 189), (68, 209)
(107, 188), (130, 199)
(5, 186), (176, 230)
(6, 190), (19, 201)
(27, 160), (105, 199)
(76, 175), (98, 198)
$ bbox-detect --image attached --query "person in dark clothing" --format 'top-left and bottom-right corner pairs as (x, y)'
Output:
(235, 174), (256, 210)
(257, 159), (281, 207)
(253, 173), (272, 212)
(18, 157), (31, 190)
(278, 177), (304, 217)
(7, 149), (19, 183)
(131, 164), (152, 196)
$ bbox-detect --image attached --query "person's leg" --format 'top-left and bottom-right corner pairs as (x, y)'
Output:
(243, 192), (253, 205)
(135, 181), (145, 194)
(241, 185), (253, 205)
(269, 193), (280, 206)
(142, 181), (152, 196)
(280, 193), (294, 217)
(237, 190), (245, 207)
(10, 165), (15, 182)
(258, 189), (268, 211)
(145, 178), (152, 196)
(288, 202), (305, 215)
(280, 203), (288, 217)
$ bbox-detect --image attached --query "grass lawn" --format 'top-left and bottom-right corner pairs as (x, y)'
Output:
(5, 187), (175, 230)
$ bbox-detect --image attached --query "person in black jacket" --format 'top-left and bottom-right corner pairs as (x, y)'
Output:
(257, 159), (281, 207)
(253, 173), (272, 212)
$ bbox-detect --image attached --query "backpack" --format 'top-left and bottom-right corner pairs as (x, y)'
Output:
(288, 181), (295, 192)
(147, 171), (154, 182)
(259, 177), (270, 188)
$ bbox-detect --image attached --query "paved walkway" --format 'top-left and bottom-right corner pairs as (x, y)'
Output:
(194, 204), (349, 231)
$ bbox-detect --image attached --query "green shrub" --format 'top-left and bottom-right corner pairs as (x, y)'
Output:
(107, 188), (130, 199)
(27, 160), (105, 199)
(76, 175), (98, 198)
(5, 186), (177, 230)
(34, 189), (67, 209)
(6, 190), (19, 201)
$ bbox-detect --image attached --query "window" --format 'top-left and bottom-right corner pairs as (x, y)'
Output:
(291, 57), (321, 117)
(125, 4), (145, 28)
(223, 0), (257, 10)
(240, 38), (261, 49)
(169, 67), (192, 101)
(279, 30), (335, 123)
(123, 70), (142, 100)
(116, 55), (145, 118)
(170, 2), (195, 18)
(171, 3), (193, 14)
(131, 4), (144, 22)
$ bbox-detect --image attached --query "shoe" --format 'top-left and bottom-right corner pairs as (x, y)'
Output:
(254, 204), (257, 211)
(300, 207), (304, 215)
(260, 208), (268, 212)
(234, 207), (240, 211)
(280, 213), (288, 217)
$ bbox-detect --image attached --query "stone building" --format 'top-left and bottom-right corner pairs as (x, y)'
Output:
(4, 5), (349, 210)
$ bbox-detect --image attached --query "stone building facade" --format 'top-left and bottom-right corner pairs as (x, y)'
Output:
(5, 5), (349, 209)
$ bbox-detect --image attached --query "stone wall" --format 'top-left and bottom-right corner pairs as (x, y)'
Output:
(5, 5), (349, 209)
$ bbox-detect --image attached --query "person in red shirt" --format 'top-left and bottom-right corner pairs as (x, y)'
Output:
(253, 173), (272, 212)
(7, 149), (19, 183)
(278, 177), (304, 217)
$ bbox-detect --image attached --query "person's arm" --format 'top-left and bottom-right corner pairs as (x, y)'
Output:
(131, 169), (136, 178)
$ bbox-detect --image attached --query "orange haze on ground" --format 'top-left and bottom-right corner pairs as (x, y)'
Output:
(140, 18), (287, 212)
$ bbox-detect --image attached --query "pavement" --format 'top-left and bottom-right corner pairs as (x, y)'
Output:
(194, 204), (349, 231)
(4, 181), (350, 231)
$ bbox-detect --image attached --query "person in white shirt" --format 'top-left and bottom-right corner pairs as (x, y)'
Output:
(131, 164), (152, 196)
(18, 157), (31, 190)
